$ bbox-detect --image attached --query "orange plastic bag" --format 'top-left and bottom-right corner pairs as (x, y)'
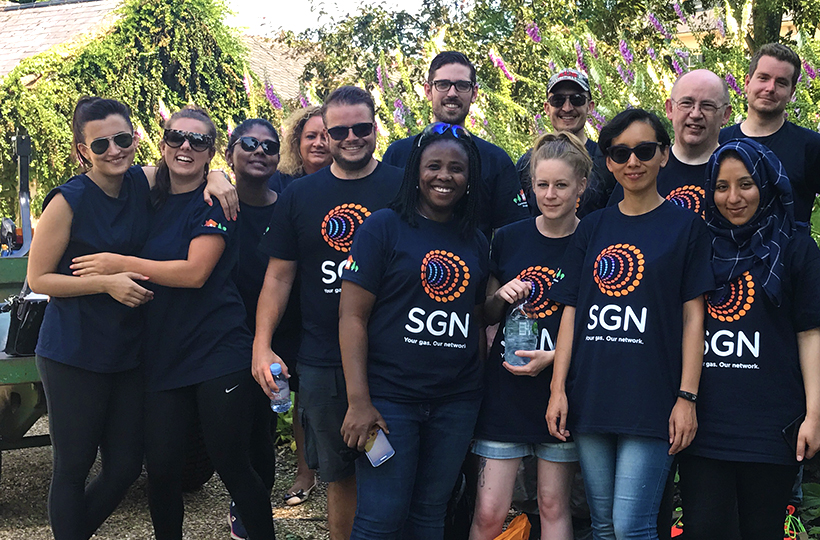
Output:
(493, 514), (531, 540)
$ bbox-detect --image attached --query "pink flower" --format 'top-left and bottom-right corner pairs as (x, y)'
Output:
(587, 37), (599, 59)
(575, 41), (587, 73)
(526, 22), (542, 43)
(376, 65), (384, 90)
(489, 50), (515, 81)
(264, 81), (282, 110)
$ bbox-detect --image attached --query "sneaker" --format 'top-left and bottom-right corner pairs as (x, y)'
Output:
(228, 500), (248, 540)
(784, 504), (807, 540)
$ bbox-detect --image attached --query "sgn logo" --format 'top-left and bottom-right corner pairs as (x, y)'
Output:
(321, 203), (371, 252)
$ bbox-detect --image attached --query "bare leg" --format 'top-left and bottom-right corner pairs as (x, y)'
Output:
(469, 457), (522, 540)
(327, 474), (357, 540)
(537, 459), (576, 540)
(288, 393), (317, 495)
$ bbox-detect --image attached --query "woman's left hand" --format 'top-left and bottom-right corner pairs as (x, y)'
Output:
(204, 169), (239, 220)
(668, 399), (697, 454)
(797, 415), (820, 461)
(503, 349), (555, 377)
(71, 253), (127, 276)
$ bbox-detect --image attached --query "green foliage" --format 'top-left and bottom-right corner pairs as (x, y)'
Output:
(0, 0), (284, 218)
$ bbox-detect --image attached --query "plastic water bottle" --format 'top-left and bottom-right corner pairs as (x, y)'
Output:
(269, 364), (291, 413)
(504, 302), (537, 366)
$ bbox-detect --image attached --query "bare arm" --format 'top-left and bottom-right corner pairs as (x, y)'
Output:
(797, 328), (820, 461)
(251, 257), (297, 396)
(546, 306), (576, 441)
(28, 193), (153, 307)
(339, 280), (387, 451)
(484, 275), (532, 325)
(668, 295), (704, 455)
(70, 234), (226, 289)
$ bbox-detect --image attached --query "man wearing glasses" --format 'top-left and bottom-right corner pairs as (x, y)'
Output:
(254, 86), (403, 540)
(382, 51), (528, 237)
(609, 69), (732, 215)
(720, 43), (820, 228)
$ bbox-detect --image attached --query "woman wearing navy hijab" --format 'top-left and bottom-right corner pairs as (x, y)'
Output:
(678, 138), (820, 540)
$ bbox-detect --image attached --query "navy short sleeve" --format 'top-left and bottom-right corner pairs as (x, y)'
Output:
(789, 235), (820, 332)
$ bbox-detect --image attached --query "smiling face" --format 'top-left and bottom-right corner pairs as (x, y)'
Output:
(744, 55), (796, 118)
(546, 81), (593, 137)
(532, 158), (586, 221)
(606, 120), (669, 196)
(324, 103), (376, 172)
(228, 125), (279, 182)
(77, 114), (137, 179)
(299, 115), (331, 174)
(417, 139), (469, 222)
(714, 156), (760, 226)
(160, 117), (215, 181)
(665, 70), (731, 153)
(424, 63), (478, 126)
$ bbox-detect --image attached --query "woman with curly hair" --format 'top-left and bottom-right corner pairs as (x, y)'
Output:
(269, 105), (331, 192)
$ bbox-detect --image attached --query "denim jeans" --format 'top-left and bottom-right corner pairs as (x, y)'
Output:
(350, 397), (481, 540)
(575, 432), (673, 540)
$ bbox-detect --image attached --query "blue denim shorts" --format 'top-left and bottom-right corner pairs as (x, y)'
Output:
(472, 439), (579, 463)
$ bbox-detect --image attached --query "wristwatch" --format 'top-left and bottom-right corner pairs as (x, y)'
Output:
(677, 390), (698, 403)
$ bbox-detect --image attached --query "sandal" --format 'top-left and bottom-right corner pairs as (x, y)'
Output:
(284, 479), (317, 506)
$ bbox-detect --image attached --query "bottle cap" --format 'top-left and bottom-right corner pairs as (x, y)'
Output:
(270, 363), (283, 376)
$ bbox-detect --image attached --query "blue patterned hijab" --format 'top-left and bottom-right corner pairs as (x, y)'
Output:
(705, 138), (795, 306)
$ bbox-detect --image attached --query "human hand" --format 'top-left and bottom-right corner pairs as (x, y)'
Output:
(546, 391), (570, 441)
(797, 415), (820, 461)
(71, 253), (127, 276)
(251, 345), (288, 398)
(104, 272), (153, 307)
(503, 349), (555, 377)
(204, 169), (239, 220)
(341, 401), (389, 451)
(668, 399), (697, 454)
(494, 278), (532, 305)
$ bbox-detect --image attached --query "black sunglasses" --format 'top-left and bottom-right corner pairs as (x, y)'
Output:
(548, 94), (589, 108)
(416, 122), (472, 148)
(607, 142), (662, 164)
(88, 132), (134, 155)
(431, 79), (475, 93)
(326, 122), (374, 141)
(163, 128), (214, 152)
(231, 136), (280, 156)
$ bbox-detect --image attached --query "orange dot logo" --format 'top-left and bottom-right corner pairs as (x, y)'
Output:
(516, 266), (562, 318)
(420, 250), (471, 303)
(593, 244), (644, 297)
(707, 271), (755, 322)
(321, 204), (371, 252)
(666, 185), (706, 218)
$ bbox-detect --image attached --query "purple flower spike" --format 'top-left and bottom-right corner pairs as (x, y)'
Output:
(725, 73), (743, 95)
(588, 37), (599, 59)
(619, 40), (634, 65)
(264, 81), (283, 110)
(617, 65), (630, 84)
(575, 41), (588, 73)
(243, 74), (252, 97)
(716, 18), (725, 37)
(548, 60), (556, 71)
(376, 65), (384, 90)
(526, 22), (542, 43)
(647, 47), (658, 61)
(299, 94), (310, 108)
(803, 60), (817, 80)
(648, 12), (672, 39)
(673, 2), (687, 23)
(490, 50), (516, 81)
(675, 49), (690, 59)
(672, 58), (684, 75)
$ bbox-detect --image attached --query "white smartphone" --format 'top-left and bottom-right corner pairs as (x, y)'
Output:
(365, 428), (395, 467)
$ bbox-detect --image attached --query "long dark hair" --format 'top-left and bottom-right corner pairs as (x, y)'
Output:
(389, 123), (481, 239)
(71, 97), (133, 171)
(152, 106), (217, 209)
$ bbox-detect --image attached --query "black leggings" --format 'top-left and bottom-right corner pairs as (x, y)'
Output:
(36, 355), (144, 540)
(678, 454), (798, 540)
(144, 369), (275, 540)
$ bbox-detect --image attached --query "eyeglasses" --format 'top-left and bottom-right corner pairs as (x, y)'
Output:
(670, 98), (727, 115)
(416, 122), (472, 147)
(547, 94), (589, 108)
(326, 122), (374, 141)
(431, 79), (475, 93)
(607, 142), (662, 164)
(87, 132), (134, 155)
(163, 129), (214, 152)
(231, 136), (280, 156)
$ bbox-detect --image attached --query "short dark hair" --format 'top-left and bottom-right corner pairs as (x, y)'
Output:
(749, 43), (801, 89)
(389, 124), (481, 239)
(428, 51), (477, 84)
(71, 97), (133, 170)
(598, 108), (671, 154)
(321, 86), (375, 122)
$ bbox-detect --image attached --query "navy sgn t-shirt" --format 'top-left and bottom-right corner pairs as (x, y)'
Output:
(36, 166), (151, 373)
(720, 122), (820, 224)
(689, 233), (820, 465)
(474, 218), (571, 443)
(259, 163), (403, 368)
(608, 149), (708, 217)
(549, 202), (714, 439)
(141, 185), (252, 391)
(382, 134), (529, 237)
(341, 209), (489, 403)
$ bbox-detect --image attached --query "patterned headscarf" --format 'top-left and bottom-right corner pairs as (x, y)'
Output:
(705, 138), (795, 306)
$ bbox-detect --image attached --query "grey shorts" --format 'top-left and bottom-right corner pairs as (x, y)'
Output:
(298, 363), (356, 483)
(472, 439), (579, 462)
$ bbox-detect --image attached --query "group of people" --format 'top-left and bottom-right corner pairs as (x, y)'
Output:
(24, 41), (820, 540)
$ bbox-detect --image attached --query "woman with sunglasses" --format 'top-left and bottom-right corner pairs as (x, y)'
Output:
(70, 107), (275, 540)
(470, 132), (590, 540)
(545, 108), (714, 540)
(269, 105), (331, 193)
(28, 97), (236, 540)
(338, 122), (488, 539)
(677, 139), (820, 540)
